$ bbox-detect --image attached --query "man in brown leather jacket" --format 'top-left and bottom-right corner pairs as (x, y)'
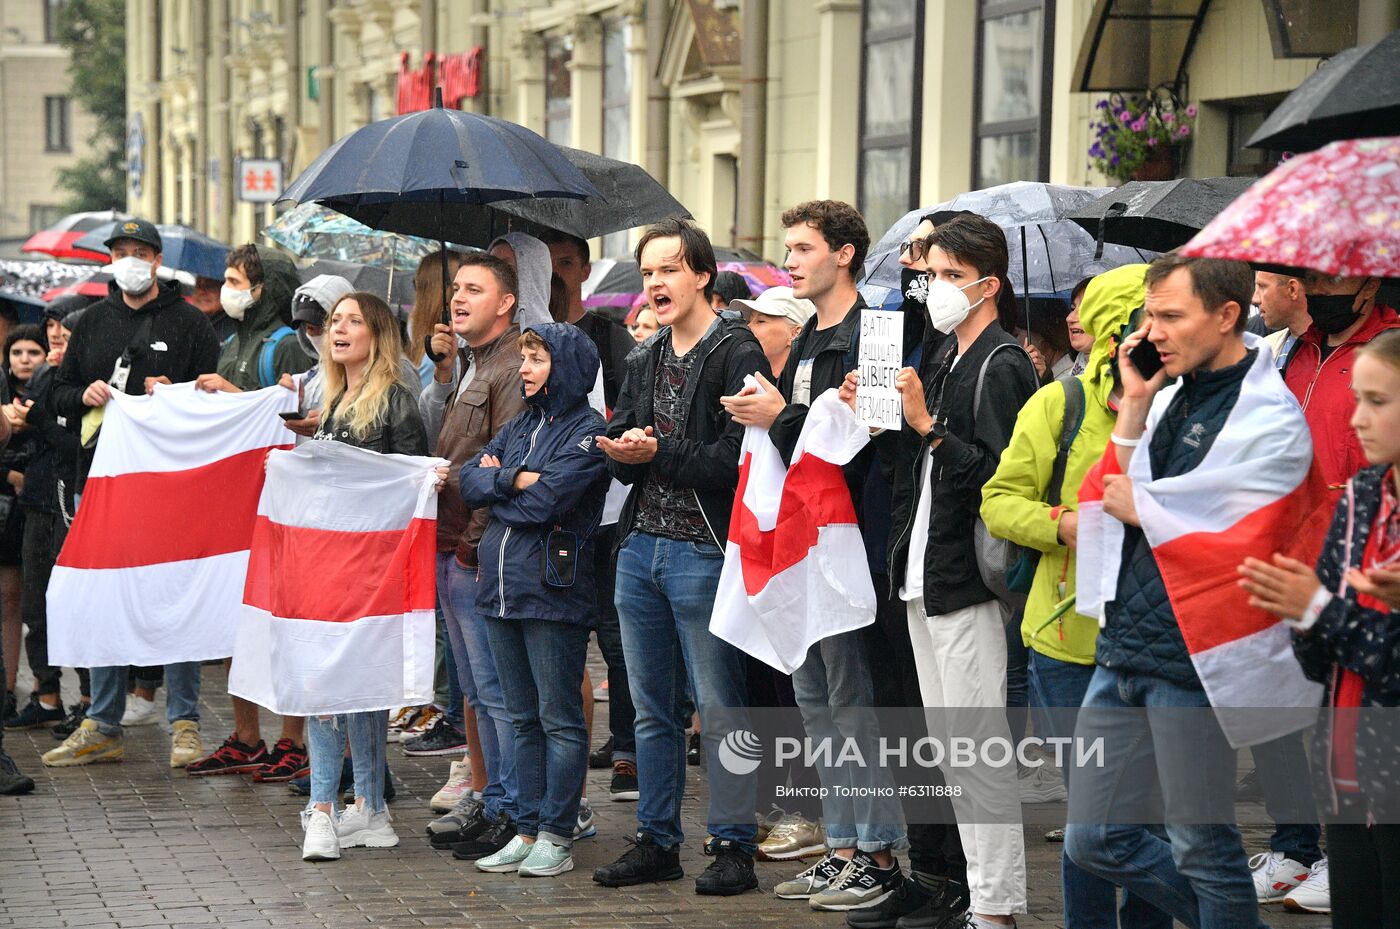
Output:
(418, 252), (530, 862)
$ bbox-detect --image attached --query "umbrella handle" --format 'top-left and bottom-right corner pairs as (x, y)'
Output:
(425, 332), (445, 364)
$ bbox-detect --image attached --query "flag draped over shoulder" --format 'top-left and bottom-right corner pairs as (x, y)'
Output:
(1076, 343), (1331, 747)
(711, 389), (876, 674)
(47, 383), (296, 667)
(228, 440), (445, 716)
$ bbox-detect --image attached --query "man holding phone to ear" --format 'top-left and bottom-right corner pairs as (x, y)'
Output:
(1064, 254), (1273, 929)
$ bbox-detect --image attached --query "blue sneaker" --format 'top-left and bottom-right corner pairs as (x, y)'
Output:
(519, 836), (574, 877)
(476, 835), (532, 873)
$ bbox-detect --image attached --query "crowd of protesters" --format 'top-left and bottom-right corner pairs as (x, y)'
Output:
(0, 203), (1397, 929)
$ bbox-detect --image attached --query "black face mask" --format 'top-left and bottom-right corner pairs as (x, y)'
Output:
(1308, 289), (1366, 335)
(901, 267), (930, 305)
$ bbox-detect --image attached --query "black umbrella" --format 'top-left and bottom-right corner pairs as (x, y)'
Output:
(1068, 177), (1257, 255)
(280, 90), (599, 360)
(1247, 30), (1400, 152)
(492, 146), (690, 239)
(300, 259), (417, 309)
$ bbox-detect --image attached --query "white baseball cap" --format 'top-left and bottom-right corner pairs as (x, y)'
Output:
(730, 286), (815, 328)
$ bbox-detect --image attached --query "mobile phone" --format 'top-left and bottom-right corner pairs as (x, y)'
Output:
(278, 411), (303, 421)
(1127, 337), (1165, 380)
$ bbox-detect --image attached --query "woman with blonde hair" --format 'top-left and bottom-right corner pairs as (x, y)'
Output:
(301, 291), (433, 861)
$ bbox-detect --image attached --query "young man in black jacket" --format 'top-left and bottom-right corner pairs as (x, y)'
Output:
(592, 218), (767, 897)
(884, 214), (1038, 927)
(723, 200), (908, 912)
(43, 220), (220, 771)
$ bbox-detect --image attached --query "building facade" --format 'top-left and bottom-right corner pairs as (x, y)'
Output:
(0, 0), (99, 241)
(126, 0), (1400, 262)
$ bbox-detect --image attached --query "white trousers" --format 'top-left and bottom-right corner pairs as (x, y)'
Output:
(906, 597), (1027, 915)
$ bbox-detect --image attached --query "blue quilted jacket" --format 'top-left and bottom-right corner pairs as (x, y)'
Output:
(1095, 351), (1256, 686)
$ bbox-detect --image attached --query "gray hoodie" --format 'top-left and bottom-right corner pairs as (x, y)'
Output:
(489, 232), (553, 330)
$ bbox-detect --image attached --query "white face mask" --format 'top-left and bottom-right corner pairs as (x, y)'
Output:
(924, 276), (991, 334)
(111, 256), (155, 296)
(307, 331), (324, 354)
(220, 284), (256, 320)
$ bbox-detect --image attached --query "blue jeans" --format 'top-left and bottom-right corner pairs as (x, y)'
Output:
(307, 711), (388, 812)
(438, 553), (516, 820)
(791, 630), (906, 852)
(1029, 652), (1172, 929)
(88, 662), (201, 736)
(485, 617), (589, 847)
(1065, 667), (1265, 929)
(1251, 733), (1322, 866)
(1005, 609), (1029, 743)
(436, 609), (465, 729)
(615, 532), (756, 853)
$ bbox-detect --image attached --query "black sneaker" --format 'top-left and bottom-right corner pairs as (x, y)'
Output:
(609, 759), (639, 801)
(401, 714), (468, 756)
(589, 735), (615, 770)
(810, 852), (902, 910)
(2, 691), (14, 721)
(894, 879), (970, 929)
(343, 761), (396, 802)
(695, 841), (759, 896)
(0, 750), (35, 795)
(846, 875), (934, 927)
(593, 834), (684, 887)
(427, 796), (488, 848)
(3, 695), (65, 730)
(52, 703), (88, 740)
(451, 812), (514, 860)
(687, 731), (702, 766)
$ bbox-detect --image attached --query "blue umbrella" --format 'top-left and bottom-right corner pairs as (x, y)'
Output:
(73, 223), (231, 280)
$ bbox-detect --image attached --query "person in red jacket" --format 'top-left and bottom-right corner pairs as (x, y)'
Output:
(1284, 274), (1398, 489)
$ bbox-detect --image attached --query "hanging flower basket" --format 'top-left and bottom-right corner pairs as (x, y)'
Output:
(1088, 86), (1196, 184)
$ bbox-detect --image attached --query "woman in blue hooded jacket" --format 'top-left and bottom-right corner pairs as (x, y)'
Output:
(460, 322), (608, 878)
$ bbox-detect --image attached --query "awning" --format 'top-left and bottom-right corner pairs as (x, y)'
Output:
(1072, 0), (1211, 93)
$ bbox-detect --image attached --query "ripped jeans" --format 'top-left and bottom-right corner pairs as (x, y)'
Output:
(307, 711), (389, 812)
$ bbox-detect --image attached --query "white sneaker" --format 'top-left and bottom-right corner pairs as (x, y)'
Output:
(1250, 850), (1311, 903)
(430, 759), (472, 813)
(301, 809), (341, 861)
(574, 797), (596, 840)
(120, 695), (159, 727)
(336, 803), (399, 849)
(1018, 764), (1067, 803)
(1283, 857), (1329, 913)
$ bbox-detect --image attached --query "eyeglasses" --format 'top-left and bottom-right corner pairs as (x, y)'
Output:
(899, 237), (934, 263)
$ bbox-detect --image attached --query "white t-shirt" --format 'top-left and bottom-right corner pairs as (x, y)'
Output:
(900, 448), (935, 602)
(900, 353), (960, 603)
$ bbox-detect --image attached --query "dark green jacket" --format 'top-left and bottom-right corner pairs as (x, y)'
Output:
(216, 245), (311, 390)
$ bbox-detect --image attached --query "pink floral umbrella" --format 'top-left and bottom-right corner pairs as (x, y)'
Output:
(1180, 136), (1400, 277)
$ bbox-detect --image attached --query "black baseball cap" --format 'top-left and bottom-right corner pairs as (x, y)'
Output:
(103, 218), (163, 253)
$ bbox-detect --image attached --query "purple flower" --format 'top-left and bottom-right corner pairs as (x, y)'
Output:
(1111, 155), (1120, 166)
(1119, 110), (1133, 122)
(1131, 118), (1147, 133)
(1096, 100), (1108, 110)
(1090, 143), (1104, 157)
(1163, 112), (1175, 124)
(1185, 104), (1198, 118)
(1179, 125), (1191, 138)
(1147, 137), (1158, 148)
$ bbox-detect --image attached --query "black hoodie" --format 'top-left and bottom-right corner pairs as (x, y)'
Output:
(52, 280), (220, 421)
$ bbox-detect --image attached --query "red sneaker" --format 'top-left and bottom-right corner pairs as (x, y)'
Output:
(185, 734), (268, 776)
(252, 738), (310, 783)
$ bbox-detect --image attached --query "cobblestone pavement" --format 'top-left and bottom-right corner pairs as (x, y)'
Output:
(2, 659), (1331, 929)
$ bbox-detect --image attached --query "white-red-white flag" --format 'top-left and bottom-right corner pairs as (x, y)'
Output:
(1076, 341), (1332, 747)
(47, 383), (296, 667)
(711, 388), (876, 674)
(228, 440), (445, 716)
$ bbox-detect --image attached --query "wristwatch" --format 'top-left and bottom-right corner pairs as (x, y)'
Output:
(929, 419), (948, 440)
